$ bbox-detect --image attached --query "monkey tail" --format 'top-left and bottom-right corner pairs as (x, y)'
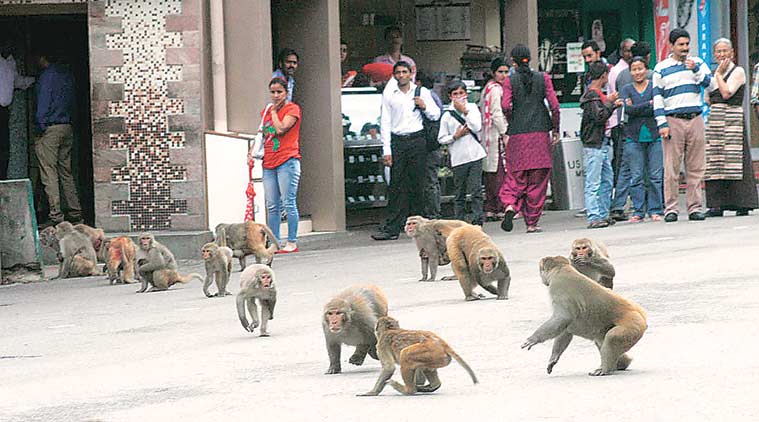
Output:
(179, 273), (204, 284)
(260, 224), (280, 252)
(236, 292), (250, 331)
(218, 227), (228, 248)
(447, 348), (479, 384)
(432, 221), (457, 238)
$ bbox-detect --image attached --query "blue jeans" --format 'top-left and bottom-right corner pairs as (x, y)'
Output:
(583, 143), (614, 223)
(627, 141), (664, 217)
(610, 141), (632, 211)
(263, 158), (301, 243)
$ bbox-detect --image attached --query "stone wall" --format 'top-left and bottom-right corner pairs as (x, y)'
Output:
(88, 0), (205, 232)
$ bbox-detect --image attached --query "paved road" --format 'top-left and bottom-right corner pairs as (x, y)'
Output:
(2, 211), (758, 421)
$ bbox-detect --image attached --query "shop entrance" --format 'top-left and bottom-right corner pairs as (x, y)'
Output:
(0, 13), (92, 225)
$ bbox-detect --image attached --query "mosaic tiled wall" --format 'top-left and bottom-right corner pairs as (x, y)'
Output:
(89, 0), (205, 232)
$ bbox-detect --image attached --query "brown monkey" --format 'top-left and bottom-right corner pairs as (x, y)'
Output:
(444, 225), (511, 301)
(53, 222), (100, 279)
(569, 238), (615, 289)
(103, 236), (136, 284)
(74, 224), (107, 262)
(236, 264), (278, 336)
(357, 316), (478, 396)
(405, 216), (468, 281)
(322, 285), (388, 374)
(201, 242), (233, 297)
(135, 233), (202, 293)
(215, 222), (279, 270)
(522, 256), (647, 376)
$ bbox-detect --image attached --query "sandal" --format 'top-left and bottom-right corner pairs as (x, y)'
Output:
(649, 214), (663, 222)
(526, 226), (543, 233)
(628, 216), (644, 223)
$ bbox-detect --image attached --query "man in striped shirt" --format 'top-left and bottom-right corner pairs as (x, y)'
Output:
(653, 28), (711, 222)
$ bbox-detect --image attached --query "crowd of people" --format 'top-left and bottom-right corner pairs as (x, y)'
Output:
(369, 27), (759, 240)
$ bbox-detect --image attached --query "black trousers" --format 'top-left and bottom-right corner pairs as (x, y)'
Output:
(610, 125), (623, 186)
(452, 158), (483, 224)
(382, 134), (426, 235)
(423, 149), (442, 218)
(0, 106), (9, 180)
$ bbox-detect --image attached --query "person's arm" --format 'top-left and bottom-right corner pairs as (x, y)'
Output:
(437, 111), (456, 145)
(35, 72), (51, 131)
(380, 93), (392, 157)
(544, 73), (561, 133)
(269, 105), (298, 135)
(583, 91), (613, 123)
(421, 87), (440, 120)
(624, 86), (653, 117)
(488, 87), (507, 135)
(715, 66), (745, 100)
(693, 58), (713, 88)
(652, 69), (668, 129)
(12, 65), (34, 90)
(501, 77), (513, 119)
(463, 103), (482, 133)
(751, 64), (759, 106)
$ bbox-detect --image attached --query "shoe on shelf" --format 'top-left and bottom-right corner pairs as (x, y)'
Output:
(628, 215), (644, 223)
(650, 214), (663, 222)
(688, 211), (706, 221)
(706, 208), (724, 217)
(736, 208), (751, 217)
(610, 210), (628, 221)
(664, 213), (678, 223)
(500, 209), (516, 232)
(371, 231), (399, 241)
(587, 220), (609, 229)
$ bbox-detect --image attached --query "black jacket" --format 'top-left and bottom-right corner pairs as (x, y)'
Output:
(579, 88), (615, 148)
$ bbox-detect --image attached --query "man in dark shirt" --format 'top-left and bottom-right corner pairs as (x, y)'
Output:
(35, 53), (81, 226)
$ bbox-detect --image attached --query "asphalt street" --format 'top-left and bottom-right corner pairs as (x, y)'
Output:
(1, 211), (758, 421)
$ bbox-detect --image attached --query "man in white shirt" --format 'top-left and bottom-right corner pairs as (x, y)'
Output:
(608, 38), (635, 221)
(372, 61), (440, 240)
(0, 38), (35, 179)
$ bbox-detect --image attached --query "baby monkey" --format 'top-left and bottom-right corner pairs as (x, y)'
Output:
(569, 238), (615, 289)
(237, 264), (277, 336)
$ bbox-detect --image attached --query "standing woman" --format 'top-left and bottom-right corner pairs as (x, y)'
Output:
(704, 39), (758, 216)
(249, 77), (302, 253)
(499, 45), (561, 233)
(480, 57), (509, 221)
(619, 56), (664, 222)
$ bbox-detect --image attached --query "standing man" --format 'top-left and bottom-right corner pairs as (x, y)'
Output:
(272, 48), (298, 102)
(653, 28), (711, 222)
(608, 38), (635, 221)
(581, 40), (610, 89)
(0, 37), (35, 180)
(416, 70), (443, 219)
(35, 52), (82, 226)
(371, 61), (440, 240)
(374, 25), (417, 81)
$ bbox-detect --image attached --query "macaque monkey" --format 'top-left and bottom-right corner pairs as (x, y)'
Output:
(522, 256), (647, 376)
(102, 236), (136, 284)
(201, 242), (234, 297)
(444, 225), (511, 301)
(569, 238), (615, 289)
(322, 285), (388, 374)
(53, 222), (100, 278)
(405, 216), (467, 281)
(236, 264), (278, 336)
(357, 316), (478, 396)
(215, 222), (279, 270)
(135, 233), (202, 293)
(74, 224), (107, 263)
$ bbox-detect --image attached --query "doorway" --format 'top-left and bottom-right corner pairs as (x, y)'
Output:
(0, 13), (93, 224)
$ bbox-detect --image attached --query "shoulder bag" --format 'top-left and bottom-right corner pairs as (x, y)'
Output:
(414, 86), (442, 152)
(250, 104), (273, 160)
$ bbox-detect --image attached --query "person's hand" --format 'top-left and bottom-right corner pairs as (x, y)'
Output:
(659, 127), (670, 140)
(625, 98), (633, 106)
(247, 148), (255, 167)
(716, 58), (730, 75)
(383, 154), (392, 167)
(551, 132), (560, 146)
(614, 98), (623, 108)
(454, 125), (469, 139)
(414, 96), (426, 110)
(685, 58), (696, 70)
(608, 91), (619, 102)
(453, 99), (468, 114)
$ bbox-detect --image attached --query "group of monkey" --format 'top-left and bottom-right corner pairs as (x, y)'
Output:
(38, 215), (648, 396)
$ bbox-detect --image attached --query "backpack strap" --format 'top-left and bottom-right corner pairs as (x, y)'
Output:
(447, 109), (479, 142)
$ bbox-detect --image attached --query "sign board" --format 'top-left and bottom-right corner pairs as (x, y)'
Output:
(566, 42), (584, 73)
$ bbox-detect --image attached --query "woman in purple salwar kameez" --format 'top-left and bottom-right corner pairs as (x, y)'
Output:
(499, 45), (561, 233)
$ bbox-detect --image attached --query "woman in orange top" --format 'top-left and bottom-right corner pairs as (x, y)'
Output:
(248, 77), (302, 253)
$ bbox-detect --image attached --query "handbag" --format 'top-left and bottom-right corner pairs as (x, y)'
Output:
(250, 104), (273, 160)
(414, 86), (442, 152)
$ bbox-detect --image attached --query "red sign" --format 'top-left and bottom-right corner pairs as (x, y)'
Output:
(655, 0), (671, 62)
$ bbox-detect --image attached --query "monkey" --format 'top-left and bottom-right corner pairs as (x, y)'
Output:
(215, 222), (279, 270)
(569, 238), (615, 289)
(322, 284), (388, 374)
(236, 264), (278, 336)
(443, 225), (511, 301)
(201, 242), (234, 297)
(53, 222), (101, 279)
(102, 236), (136, 285)
(134, 233), (202, 293)
(39, 225), (63, 263)
(522, 256), (647, 376)
(357, 316), (478, 396)
(73, 224), (107, 263)
(405, 216), (468, 281)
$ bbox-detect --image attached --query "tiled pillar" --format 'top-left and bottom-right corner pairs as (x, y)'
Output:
(89, 0), (205, 232)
